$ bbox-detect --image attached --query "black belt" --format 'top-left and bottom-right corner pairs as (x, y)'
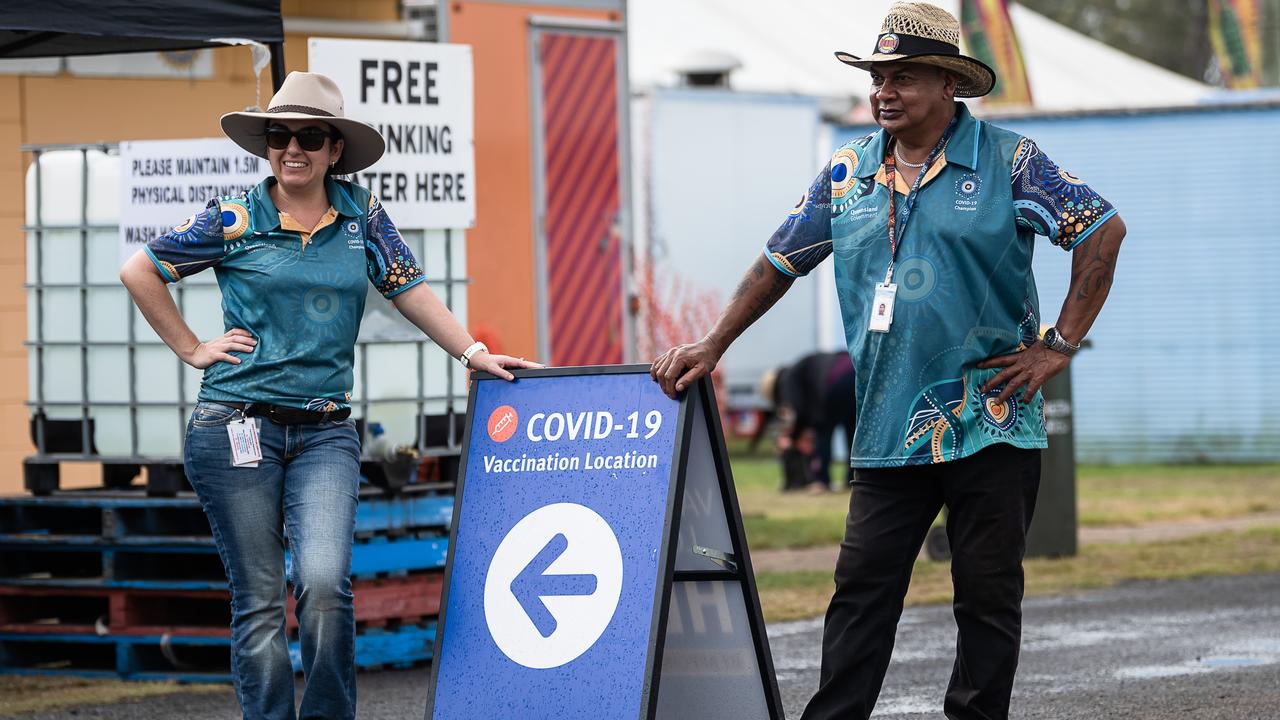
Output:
(218, 401), (351, 425)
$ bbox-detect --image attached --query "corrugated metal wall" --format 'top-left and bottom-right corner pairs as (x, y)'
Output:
(834, 104), (1280, 464)
(538, 32), (624, 366)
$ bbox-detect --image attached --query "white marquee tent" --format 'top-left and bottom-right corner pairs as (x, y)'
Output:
(629, 0), (1214, 112)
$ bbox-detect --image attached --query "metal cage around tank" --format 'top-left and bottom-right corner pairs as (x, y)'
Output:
(22, 143), (471, 494)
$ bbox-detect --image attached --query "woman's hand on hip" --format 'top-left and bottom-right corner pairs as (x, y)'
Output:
(183, 328), (257, 369)
(467, 352), (543, 381)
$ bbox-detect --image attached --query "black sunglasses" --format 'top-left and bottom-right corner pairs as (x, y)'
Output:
(264, 125), (338, 152)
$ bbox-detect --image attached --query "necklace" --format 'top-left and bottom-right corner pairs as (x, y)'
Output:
(893, 146), (926, 169)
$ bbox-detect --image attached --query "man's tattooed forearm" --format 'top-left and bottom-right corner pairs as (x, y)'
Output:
(731, 257), (768, 302)
(1071, 225), (1119, 303)
(707, 256), (795, 353)
(741, 269), (792, 330)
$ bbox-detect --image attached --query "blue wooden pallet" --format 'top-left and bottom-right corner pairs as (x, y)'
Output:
(0, 623), (437, 682)
(291, 623), (437, 672)
(0, 535), (449, 590)
(0, 489), (453, 544)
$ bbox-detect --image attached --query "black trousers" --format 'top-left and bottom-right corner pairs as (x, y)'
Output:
(800, 443), (1042, 720)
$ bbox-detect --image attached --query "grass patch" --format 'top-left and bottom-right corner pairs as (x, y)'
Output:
(1077, 463), (1280, 525)
(0, 676), (225, 715)
(731, 454), (1280, 550)
(734, 456), (853, 550)
(757, 526), (1280, 622)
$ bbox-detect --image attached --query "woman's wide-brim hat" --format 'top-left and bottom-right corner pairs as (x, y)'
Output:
(220, 71), (386, 174)
(834, 1), (997, 98)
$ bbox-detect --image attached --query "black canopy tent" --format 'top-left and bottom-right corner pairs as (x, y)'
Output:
(0, 0), (286, 91)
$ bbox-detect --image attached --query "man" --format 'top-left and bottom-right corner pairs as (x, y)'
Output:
(651, 3), (1126, 719)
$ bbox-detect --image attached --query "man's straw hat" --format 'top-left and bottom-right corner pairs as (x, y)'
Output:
(220, 72), (386, 174)
(834, 2), (996, 98)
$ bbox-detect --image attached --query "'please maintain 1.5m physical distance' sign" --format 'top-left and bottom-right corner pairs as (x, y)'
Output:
(117, 138), (262, 265)
(429, 369), (679, 719)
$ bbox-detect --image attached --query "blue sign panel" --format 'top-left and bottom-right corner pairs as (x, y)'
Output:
(429, 369), (680, 719)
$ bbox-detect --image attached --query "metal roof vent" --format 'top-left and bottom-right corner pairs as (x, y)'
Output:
(675, 49), (742, 88)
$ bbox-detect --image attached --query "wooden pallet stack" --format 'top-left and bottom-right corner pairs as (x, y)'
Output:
(0, 486), (452, 681)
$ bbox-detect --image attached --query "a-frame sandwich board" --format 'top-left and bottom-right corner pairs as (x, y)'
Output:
(426, 365), (783, 719)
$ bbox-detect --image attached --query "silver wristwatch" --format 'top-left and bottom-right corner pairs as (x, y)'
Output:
(1042, 327), (1081, 356)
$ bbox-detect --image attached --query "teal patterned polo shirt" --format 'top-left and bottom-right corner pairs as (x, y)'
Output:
(144, 177), (425, 411)
(765, 102), (1116, 468)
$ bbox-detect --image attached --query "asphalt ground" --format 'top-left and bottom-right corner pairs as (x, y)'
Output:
(771, 572), (1280, 719)
(8, 573), (1279, 719)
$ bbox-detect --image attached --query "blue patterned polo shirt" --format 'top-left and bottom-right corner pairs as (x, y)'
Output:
(144, 177), (425, 411)
(765, 102), (1116, 468)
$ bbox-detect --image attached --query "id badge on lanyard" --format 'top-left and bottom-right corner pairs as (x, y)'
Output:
(868, 120), (955, 334)
(868, 282), (897, 333)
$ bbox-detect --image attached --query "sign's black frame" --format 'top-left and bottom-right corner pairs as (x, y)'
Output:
(425, 364), (783, 719)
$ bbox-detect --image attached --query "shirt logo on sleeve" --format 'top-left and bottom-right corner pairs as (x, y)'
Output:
(220, 202), (251, 241)
(830, 147), (859, 200)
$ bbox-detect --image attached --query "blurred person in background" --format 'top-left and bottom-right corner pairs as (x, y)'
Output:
(762, 351), (856, 492)
(120, 72), (534, 720)
(652, 3), (1126, 718)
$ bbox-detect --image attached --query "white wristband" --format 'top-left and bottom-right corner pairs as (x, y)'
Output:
(459, 341), (488, 368)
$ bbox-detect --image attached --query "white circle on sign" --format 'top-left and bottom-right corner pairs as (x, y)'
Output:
(484, 503), (623, 669)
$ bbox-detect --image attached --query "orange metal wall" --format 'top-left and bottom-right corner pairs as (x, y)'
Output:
(0, 77), (24, 492)
(447, 1), (620, 360)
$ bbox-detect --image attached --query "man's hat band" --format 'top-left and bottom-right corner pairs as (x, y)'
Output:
(873, 32), (959, 58)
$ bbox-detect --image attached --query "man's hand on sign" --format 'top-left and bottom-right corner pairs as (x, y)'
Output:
(469, 352), (543, 382)
(977, 342), (1070, 405)
(651, 255), (797, 400)
(651, 339), (721, 399)
(184, 328), (257, 369)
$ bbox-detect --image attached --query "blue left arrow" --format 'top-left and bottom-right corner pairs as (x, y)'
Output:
(510, 532), (599, 638)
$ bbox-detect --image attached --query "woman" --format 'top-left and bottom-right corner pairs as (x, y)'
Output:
(119, 72), (533, 720)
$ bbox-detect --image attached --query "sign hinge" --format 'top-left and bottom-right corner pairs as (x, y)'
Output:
(692, 545), (738, 573)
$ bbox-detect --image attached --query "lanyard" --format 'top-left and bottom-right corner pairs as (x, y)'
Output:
(882, 117), (957, 286)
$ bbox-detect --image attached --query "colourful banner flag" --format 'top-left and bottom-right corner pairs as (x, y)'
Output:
(1209, 0), (1265, 88)
(960, 0), (1033, 107)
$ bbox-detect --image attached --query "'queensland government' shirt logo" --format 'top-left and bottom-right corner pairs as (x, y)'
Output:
(954, 172), (982, 212)
(849, 204), (882, 220)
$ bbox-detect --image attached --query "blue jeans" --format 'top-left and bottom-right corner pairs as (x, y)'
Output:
(184, 401), (362, 720)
